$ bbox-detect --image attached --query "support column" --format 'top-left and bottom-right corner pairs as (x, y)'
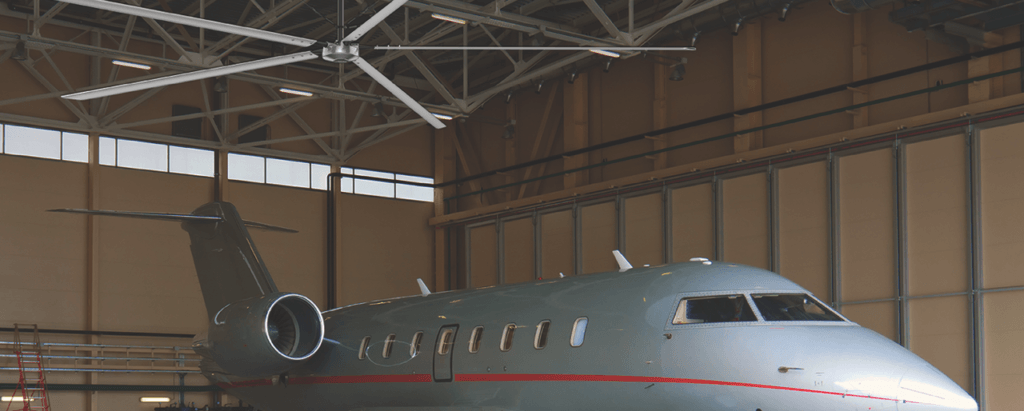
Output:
(435, 126), (457, 292)
(851, 13), (870, 128)
(651, 63), (669, 169)
(732, 20), (763, 153)
(504, 100), (517, 202)
(564, 72), (589, 189)
(214, 150), (228, 201)
(85, 133), (101, 411)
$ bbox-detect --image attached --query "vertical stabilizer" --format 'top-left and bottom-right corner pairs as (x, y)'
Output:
(183, 202), (278, 318)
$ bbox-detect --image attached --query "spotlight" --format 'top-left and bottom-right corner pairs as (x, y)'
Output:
(732, 16), (744, 36)
(12, 40), (27, 61)
(603, 58), (613, 73)
(213, 76), (228, 93)
(502, 121), (515, 139)
(567, 69), (578, 84)
(112, 59), (151, 70)
(589, 49), (621, 58)
(779, 3), (792, 21)
(535, 79), (544, 94)
(669, 63), (685, 82)
(690, 31), (701, 48)
(371, 101), (385, 117)
(432, 112), (454, 120)
(504, 91), (513, 104)
(279, 87), (313, 97)
(431, 13), (467, 24)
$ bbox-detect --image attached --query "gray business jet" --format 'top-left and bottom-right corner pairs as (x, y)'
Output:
(54, 202), (978, 411)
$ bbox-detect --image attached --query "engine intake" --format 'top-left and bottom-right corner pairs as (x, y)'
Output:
(194, 292), (324, 377)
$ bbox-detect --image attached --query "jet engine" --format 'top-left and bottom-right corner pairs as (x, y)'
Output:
(193, 292), (324, 377)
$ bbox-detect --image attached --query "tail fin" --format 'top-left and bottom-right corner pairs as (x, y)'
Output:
(50, 201), (294, 319)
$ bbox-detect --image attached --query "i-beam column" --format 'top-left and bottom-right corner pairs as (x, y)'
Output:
(732, 19), (762, 153)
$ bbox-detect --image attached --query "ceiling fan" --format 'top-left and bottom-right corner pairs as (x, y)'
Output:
(58, 0), (696, 130)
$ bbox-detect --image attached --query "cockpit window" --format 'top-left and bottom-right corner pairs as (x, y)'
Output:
(751, 294), (844, 321)
(672, 295), (757, 324)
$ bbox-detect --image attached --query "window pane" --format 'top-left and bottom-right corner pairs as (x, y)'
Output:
(438, 330), (454, 355)
(61, 132), (89, 163)
(469, 327), (483, 353)
(169, 146), (214, 177)
(358, 336), (370, 360)
(339, 167), (354, 192)
(500, 324), (516, 352)
(396, 183), (434, 202)
(396, 174), (433, 184)
(1, 124), (4, 153)
(311, 163), (331, 190)
(99, 137), (116, 166)
(354, 169), (395, 198)
(227, 153), (265, 183)
(117, 139), (168, 172)
(4, 125), (61, 160)
(571, 317), (588, 347)
(672, 295), (757, 324)
(534, 321), (550, 349)
(410, 332), (423, 357)
(266, 157), (310, 188)
(382, 334), (396, 359)
(751, 294), (844, 321)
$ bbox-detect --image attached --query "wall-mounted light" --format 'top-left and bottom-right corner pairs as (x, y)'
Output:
(589, 49), (620, 58)
(603, 58), (614, 73)
(213, 76), (228, 93)
(431, 13), (467, 24)
(12, 40), (27, 61)
(504, 91), (513, 104)
(690, 31), (701, 48)
(112, 59), (151, 70)
(732, 16), (745, 36)
(567, 69), (578, 84)
(535, 79), (544, 94)
(371, 101), (385, 117)
(278, 87), (313, 97)
(669, 63), (686, 82)
(501, 120), (516, 139)
(139, 397), (171, 403)
(432, 113), (454, 120)
(3, 397), (35, 402)
(778, 3), (792, 21)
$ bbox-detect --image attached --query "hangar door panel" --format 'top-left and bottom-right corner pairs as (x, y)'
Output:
(504, 217), (535, 284)
(580, 202), (617, 274)
(838, 149), (895, 302)
(983, 291), (1024, 411)
(540, 210), (573, 280)
(624, 193), (663, 267)
(908, 296), (971, 392)
(841, 301), (897, 341)
(671, 184), (714, 262)
(469, 224), (497, 288)
(980, 123), (1024, 289)
(723, 173), (768, 269)
(906, 136), (968, 296)
(778, 161), (830, 302)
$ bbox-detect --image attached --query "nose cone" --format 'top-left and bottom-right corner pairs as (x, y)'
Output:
(898, 364), (977, 411)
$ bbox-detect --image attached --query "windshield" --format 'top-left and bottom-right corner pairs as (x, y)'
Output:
(672, 295), (757, 324)
(750, 294), (844, 321)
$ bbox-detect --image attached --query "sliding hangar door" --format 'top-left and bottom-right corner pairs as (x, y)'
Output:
(457, 119), (1024, 411)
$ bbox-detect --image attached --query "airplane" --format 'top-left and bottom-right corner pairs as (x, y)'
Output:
(52, 201), (979, 411)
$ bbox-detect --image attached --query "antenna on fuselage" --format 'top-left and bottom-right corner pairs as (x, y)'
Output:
(559, 273), (564, 278)
(612, 250), (633, 272)
(416, 278), (431, 296)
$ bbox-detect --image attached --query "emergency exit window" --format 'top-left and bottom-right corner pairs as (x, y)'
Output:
(673, 295), (757, 324)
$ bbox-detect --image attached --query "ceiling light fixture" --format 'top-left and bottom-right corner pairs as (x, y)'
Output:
(502, 120), (516, 139)
(567, 69), (578, 84)
(504, 91), (513, 104)
(690, 31), (701, 48)
(778, 3), (792, 21)
(431, 13), (467, 25)
(371, 101), (385, 117)
(535, 79), (544, 94)
(139, 397), (171, 403)
(732, 16), (745, 36)
(278, 87), (313, 97)
(2, 397), (34, 402)
(669, 64), (686, 81)
(589, 49), (620, 58)
(112, 60), (151, 70)
(432, 113), (454, 120)
(603, 58), (614, 73)
(12, 40), (27, 61)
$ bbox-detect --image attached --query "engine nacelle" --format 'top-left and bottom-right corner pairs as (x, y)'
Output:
(193, 292), (324, 377)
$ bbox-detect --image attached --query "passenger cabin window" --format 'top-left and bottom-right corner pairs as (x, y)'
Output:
(438, 329), (455, 355)
(410, 331), (423, 357)
(469, 326), (483, 353)
(752, 294), (844, 321)
(500, 324), (516, 352)
(570, 317), (587, 347)
(358, 336), (371, 360)
(673, 295), (757, 324)
(382, 334), (396, 358)
(534, 321), (551, 349)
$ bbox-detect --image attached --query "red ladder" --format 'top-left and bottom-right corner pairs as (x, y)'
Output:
(6, 324), (50, 411)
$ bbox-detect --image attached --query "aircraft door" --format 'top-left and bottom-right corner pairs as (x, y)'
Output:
(433, 325), (458, 382)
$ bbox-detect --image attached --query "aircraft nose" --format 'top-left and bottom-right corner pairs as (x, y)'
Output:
(898, 364), (977, 411)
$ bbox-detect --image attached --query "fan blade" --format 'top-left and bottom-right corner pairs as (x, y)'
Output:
(374, 46), (697, 51)
(350, 57), (446, 129)
(58, 0), (317, 48)
(63, 51), (320, 101)
(342, 0), (409, 43)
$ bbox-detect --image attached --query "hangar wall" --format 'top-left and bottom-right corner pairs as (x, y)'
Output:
(453, 114), (1024, 411)
(0, 146), (434, 409)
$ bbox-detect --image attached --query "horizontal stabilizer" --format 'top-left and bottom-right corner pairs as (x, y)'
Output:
(50, 208), (297, 233)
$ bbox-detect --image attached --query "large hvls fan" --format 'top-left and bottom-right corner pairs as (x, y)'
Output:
(58, 0), (448, 128)
(57, 0), (697, 130)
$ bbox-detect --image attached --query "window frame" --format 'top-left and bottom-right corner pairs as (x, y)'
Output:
(410, 331), (423, 357)
(534, 320), (551, 350)
(382, 333), (396, 358)
(358, 336), (371, 360)
(468, 326), (483, 353)
(500, 323), (516, 352)
(570, 317), (588, 347)
(438, 329), (455, 355)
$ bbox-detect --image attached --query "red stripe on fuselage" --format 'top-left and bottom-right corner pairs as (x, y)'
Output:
(219, 373), (922, 405)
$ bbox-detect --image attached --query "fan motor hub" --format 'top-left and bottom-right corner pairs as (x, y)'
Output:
(323, 43), (359, 63)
